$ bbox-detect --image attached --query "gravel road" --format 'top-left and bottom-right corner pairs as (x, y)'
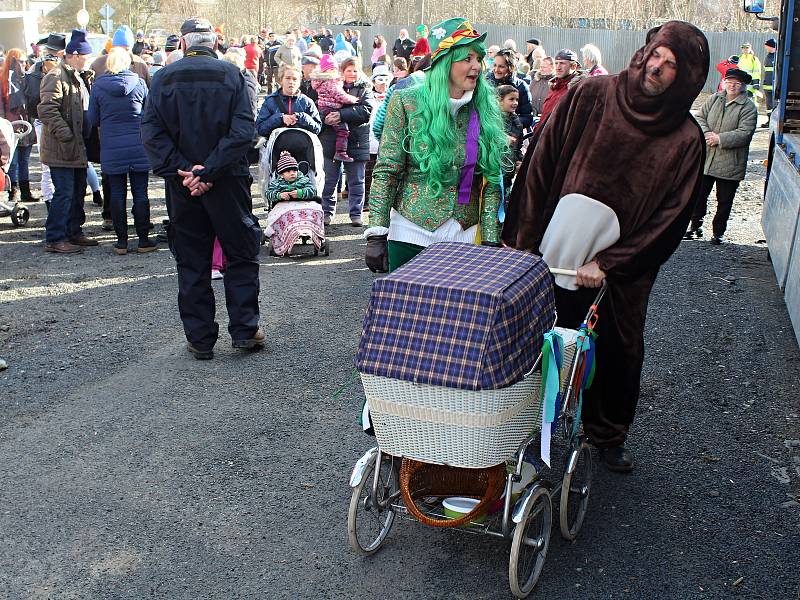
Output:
(0, 126), (798, 600)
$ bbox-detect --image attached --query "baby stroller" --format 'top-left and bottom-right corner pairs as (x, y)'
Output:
(0, 118), (32, 227)
(258, 127), (330, 257)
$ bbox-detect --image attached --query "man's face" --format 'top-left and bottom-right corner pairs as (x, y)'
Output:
(554, 59), (576, 78)
(526, 42), (536, 54)
(286, 37), (295, 47)
(260, 29), (267, 37)
(399, 29), (408, 40)
(492, 54), (511, 80)
(642, 45), (678, 96)
(269, 34), (275, 43)
(741, 46), (752, 54)
(66, 53), (91, 72)
(764, 44), (775, 53)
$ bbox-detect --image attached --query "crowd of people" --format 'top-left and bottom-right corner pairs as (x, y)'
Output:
(0, 16), (772, 468)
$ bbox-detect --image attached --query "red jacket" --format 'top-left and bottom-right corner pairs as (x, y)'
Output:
(715, 59), (738, 91)
(539, 73), (576, 125)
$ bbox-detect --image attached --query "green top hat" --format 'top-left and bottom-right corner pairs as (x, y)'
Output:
(428, 18), (487, 64)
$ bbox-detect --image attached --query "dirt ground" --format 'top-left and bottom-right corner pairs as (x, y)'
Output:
(0, 106), (798, 599)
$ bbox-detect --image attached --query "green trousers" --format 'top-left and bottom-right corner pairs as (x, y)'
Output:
(388, 240), (424, 272)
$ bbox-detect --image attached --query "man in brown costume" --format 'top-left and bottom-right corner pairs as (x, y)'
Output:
(502, 21), (709, 472)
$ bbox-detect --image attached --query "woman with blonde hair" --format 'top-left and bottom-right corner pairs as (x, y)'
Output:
(87, 47), (154, 254)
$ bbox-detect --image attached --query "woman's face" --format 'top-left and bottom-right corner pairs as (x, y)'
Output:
(281, 70), (300, 95)
(449, 50), (482, 97)
(500, 92), (519, 113)
(539, 59), (553, 76)
(342, 64), (358, 83)
(492, 54), (511, 80)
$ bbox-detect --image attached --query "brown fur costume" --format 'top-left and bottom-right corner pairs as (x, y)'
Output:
(502, 21), (710, 447)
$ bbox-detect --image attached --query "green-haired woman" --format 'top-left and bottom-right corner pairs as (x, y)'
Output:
(364, 18), (510, 273)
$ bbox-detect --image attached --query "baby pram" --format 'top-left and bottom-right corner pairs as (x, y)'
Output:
(258, 128), (329, 257)
(0, 118), (32, 226)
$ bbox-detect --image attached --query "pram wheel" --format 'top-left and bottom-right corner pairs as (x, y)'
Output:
(347, 452), (399, 556)
(509, 483), (552, 598)
(559, 439), (593, 541)
(10, 205), (29, 226)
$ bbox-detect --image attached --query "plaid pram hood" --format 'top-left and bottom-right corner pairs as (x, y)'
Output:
(356, 242), (556, 390)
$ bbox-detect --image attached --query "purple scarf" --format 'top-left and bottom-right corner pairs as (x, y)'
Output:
(457, 109), (480, 205)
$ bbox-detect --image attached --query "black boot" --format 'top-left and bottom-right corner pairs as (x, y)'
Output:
(19, 180), (38, 202)
(8, 182), (18, 203)
(92, 189), (103, 206)
(598, 445), (635, 473)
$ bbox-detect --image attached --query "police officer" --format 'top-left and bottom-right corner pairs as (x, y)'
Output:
(141, 17), (264, 360)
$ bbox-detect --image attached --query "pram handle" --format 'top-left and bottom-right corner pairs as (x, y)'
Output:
(10, 120), (32, 140)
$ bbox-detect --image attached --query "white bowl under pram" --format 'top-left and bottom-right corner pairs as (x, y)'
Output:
(258, 128), (329, 257)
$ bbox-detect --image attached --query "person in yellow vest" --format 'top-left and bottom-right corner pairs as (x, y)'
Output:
(737, 42), (761, 100)
(761, 38), (777, 127)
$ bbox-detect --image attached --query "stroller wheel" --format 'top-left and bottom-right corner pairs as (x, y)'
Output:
(10, 205), (29, 227)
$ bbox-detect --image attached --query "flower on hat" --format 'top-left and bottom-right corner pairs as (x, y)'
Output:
(427, 18), (486, 64)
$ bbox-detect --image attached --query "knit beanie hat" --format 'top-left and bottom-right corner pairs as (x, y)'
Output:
(66, 29), (92, 55)
(320, 53), (338, 72)
(277, 151), (299, 174)
(411, 37), (431, 57)
(112, 25), (135, 48)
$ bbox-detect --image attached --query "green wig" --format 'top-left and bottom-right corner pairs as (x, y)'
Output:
(406, 41), (510, 197)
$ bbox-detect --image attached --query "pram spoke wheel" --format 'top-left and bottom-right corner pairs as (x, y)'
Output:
(559, 439), (593, 541)
(10, 205), (29, 226)
(509, 484), (552, 598)
(347, 453), (399, 556)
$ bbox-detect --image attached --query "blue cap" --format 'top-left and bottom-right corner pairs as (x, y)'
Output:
(112, 25), (134, 48)
(66, 29), (92, 55)
(765, 38), (777, 48)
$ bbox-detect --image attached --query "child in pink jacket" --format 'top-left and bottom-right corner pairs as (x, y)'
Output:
(311, 54), (358, 163)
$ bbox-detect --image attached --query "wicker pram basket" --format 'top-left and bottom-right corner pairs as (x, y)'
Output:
(362, 328), (579, 469)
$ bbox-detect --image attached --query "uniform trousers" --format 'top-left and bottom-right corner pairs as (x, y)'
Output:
(166, 175), (262, 351)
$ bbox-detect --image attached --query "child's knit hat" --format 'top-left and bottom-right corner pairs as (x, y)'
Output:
(320, 53), (338, 73)
(277, 151), (299, 174)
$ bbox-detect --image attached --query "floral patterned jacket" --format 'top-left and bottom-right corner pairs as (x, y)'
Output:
(367, 86), (502, 243)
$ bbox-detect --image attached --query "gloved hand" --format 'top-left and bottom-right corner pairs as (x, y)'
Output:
(365, 234), (389, 273)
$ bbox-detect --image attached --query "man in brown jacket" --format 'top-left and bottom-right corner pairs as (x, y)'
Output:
(38, 29), (97, 253)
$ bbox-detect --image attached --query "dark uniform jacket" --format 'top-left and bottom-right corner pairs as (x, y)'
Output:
(140, 46), (255, 182)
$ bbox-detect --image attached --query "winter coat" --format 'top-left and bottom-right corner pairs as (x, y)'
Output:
(265, 171), (316, 206)
(334, 34), (356, 57)
(318, 78), (374, 162)
(256, 90), (322, 139)
(371, 44), (387, 65)
(311, 70), (359, 111)
(87, 70), (150, 174)
(141, 45), (255, 180)
(504, 112), (524, 162)
(373, 71), (424, 140)
(486, 71), (533, 128)
(587, 64), (608, 77)
(529, 73), (552, 116)
(37, 62), (94, 168)
(274, 44), (302, 69)
(393, 37), (414, 61)
(1, 58), (35, 147)
(264, 42), (280, 67)
(539, 72), (585, 125)
(694, 91), (757, 181)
